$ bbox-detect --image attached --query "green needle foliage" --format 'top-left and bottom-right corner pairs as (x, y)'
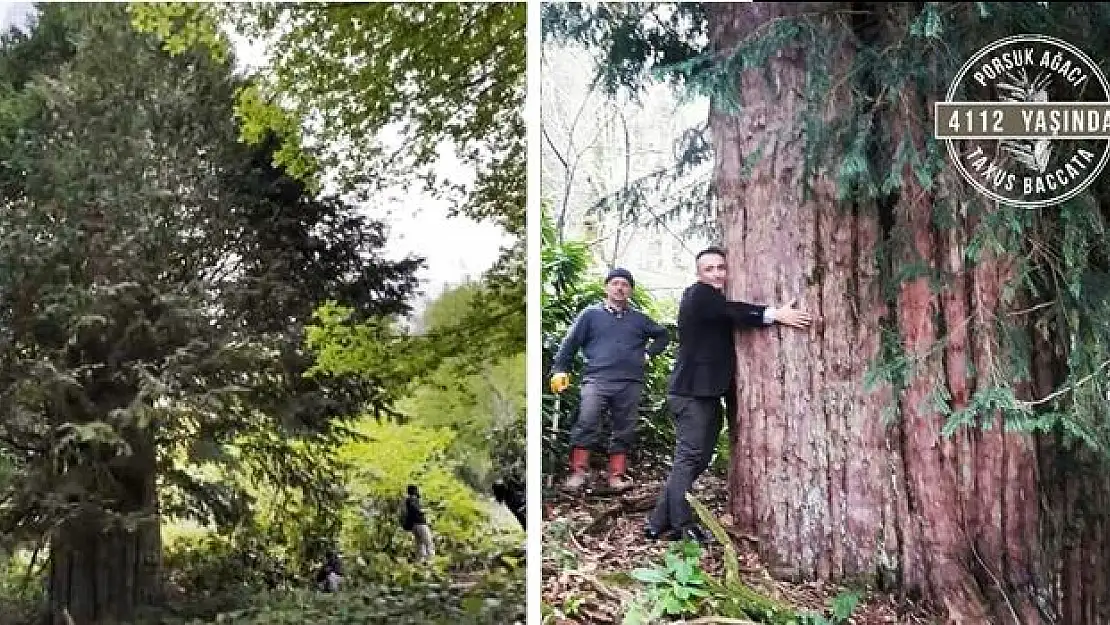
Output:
(544, 1), (1110, 462)
(0, 1), (416, 551)
(0, 4), (523, 622)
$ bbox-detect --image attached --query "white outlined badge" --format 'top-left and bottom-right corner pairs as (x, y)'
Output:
(935, 34), (1110, 208)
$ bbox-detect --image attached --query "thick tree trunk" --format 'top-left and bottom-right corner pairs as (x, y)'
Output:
(47, 214), (165, 624)
(710, 2), (896, 586)
(709, 3), (1109, 623)
(47, 432), (161, 625)
(1034, 325), (1110, 624)
(48, 519), (161, 625)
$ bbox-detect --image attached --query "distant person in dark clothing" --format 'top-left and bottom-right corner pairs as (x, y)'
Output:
(403, 484), (435, 560)
(493, 478), (526, 529)
(645, 247), (812, 544)
(315, 550), (342, 592)
(550, 268), (670, 492)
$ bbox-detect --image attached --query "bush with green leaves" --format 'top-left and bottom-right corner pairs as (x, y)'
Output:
(623, 497), (863, 624)
(0, 548), (44, 625)
(336, 419), (495, 556)
(150, 575), (525, 625)
(624, 539), (861, 625)
(625, 540), (711, 623)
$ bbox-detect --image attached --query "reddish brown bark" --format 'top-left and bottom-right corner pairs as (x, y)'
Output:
(710, 0), (902, 586)
(893, 152), (995, 621)
(709, 3), (1109, 623)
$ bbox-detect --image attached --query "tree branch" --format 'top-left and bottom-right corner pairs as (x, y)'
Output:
(1019, 358), (1110, 408)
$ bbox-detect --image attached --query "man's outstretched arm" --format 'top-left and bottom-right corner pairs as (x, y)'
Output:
(723, 296), (812, 330)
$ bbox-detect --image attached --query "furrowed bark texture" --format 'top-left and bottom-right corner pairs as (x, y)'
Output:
(709, 1), (902, 587)
(708, 3), (1110, 622)
(48, 432), (161, 625)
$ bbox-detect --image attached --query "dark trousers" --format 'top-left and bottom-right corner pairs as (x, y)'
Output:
(649, 394), (725, 530)
(569, 381), (643, 453)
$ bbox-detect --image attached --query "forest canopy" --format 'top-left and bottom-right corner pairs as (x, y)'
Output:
(0, 3), (525, 624)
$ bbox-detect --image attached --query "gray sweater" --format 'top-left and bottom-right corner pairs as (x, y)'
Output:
(552, 303), (670, 384)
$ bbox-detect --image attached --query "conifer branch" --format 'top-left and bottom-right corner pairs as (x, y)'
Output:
(1020, 358), (1110, 408)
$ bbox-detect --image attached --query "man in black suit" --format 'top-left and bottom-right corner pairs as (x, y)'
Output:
(645, 246), (812, 543)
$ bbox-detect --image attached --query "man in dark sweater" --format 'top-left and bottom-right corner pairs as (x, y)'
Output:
(645, 247), (812, 543)
(550, 268), (670, 492)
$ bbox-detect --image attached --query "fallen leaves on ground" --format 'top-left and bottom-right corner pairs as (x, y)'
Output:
(541, 470), (940, 625)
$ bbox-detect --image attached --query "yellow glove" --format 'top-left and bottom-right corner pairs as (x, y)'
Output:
(550, 372), (570, 394)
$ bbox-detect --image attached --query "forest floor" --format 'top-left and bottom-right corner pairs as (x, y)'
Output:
(541, 468), (942, 625)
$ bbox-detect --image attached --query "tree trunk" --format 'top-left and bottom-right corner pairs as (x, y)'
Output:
(47, 432), (161, 625)
(710, 1), (889, 584)
(709, 3), (1109, 622)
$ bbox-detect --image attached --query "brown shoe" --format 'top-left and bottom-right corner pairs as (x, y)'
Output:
(607, 453), (634, 492)
(562, 447), (590, 491)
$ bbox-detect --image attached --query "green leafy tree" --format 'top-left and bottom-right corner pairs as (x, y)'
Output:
(298, 285), (525, 612)
(337, 419), (489, 561)
(411, 283), (526, 478)
(306, 281), (527, 494)
(129, 2), (527, 364)
(132, 2), (525, 237)
(400, 351), (526, 488)
(0, 5), (419, 622)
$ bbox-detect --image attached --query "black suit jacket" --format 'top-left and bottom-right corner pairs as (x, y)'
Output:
(668, 281), (768, 399)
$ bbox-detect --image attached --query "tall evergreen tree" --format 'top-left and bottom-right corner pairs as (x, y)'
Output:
(0, 5), (420, 622)
(546, 3), (1110, 621)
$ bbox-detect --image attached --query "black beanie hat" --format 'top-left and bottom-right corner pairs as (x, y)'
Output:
(605, 267), (634, 288)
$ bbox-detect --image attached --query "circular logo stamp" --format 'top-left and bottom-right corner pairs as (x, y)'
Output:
(935, 34), (1110, 208)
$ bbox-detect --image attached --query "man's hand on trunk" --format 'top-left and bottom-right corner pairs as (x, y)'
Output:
(774, 298), (813, 330)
